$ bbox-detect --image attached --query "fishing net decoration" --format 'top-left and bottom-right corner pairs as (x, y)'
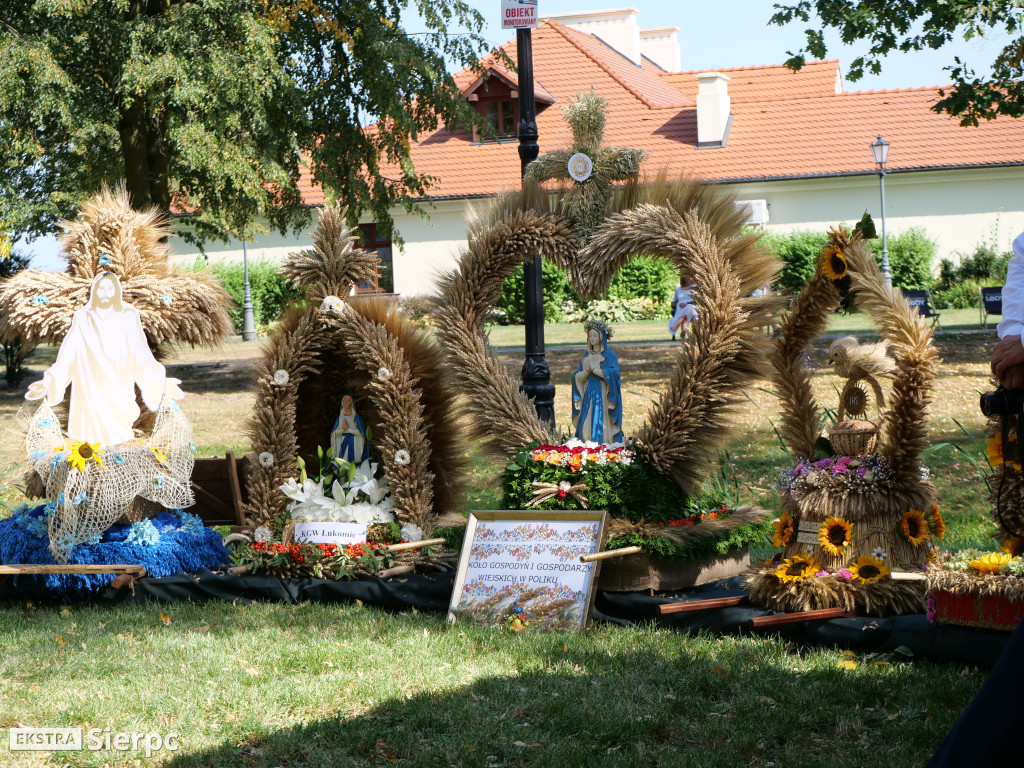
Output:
(25, 398), (195, 562)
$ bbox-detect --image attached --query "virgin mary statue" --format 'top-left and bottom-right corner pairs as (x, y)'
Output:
(571, 320), (623, 445)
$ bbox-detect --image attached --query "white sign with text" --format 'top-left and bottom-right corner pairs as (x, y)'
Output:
(501, 0), (538, 29)
(293, 522), (366, 545)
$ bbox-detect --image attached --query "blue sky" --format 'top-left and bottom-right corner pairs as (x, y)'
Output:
(19, 1), (1007, 270)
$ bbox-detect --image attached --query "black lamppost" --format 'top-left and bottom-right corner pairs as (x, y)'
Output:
(871, 134), (892, 289)
(517, 27), (555, 427)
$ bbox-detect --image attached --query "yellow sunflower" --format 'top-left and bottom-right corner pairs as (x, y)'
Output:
(927, 507), (946, 540)
(970, 552), (1014, 575)
(848, 555), (890, 583)
(774, 554), (822, 584)
(1001, 536), (1024, 557)
(821, 246), (848, 280)
(63, 441), (104, 472)
(772, 512), (795, 548)
(900, 508), (929, 547)
(817, 516), (854, 557)
(987, 434), (1004, 466)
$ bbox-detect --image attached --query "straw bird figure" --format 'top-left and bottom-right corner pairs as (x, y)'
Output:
(0, 186), (232, 350)
(525, 91), (645, 243)
(828, 335), (895, 413)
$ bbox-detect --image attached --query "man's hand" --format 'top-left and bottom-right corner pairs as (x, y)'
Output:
(992, 335), (1024, 384)
(1001, 363), (1024, 390)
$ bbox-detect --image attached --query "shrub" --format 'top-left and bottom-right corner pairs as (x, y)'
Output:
(607, 255), (677, 305)
(867, 227), (936, 290)
(563, 296), (669, 323)
(932, 280), (983, 309)
(496, 260), (578, 324)
(197, 260), (304, 333)
(759, 230), (827, 296)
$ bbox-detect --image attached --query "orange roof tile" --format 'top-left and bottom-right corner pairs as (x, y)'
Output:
(298, 23), (1024, 206)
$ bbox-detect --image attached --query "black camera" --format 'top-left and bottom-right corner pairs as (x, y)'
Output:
(980, 388), (1024, 417)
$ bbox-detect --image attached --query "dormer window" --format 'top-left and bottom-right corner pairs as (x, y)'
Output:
(462, 65), (554, 143)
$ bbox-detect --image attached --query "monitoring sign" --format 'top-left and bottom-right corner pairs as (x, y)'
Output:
(502, 0), (538, 29)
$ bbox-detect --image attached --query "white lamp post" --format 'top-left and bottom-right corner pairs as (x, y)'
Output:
(241, 241), (256, 341)
(871, 134), (892, 289)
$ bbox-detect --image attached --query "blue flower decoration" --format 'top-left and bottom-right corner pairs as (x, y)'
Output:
(127, 519), (160, 546)
(159, 294), (173, 306)
(73, 492), (90, 507)
(153, 475), (165, 491)
(87, 535), (102, 545)
(30, 450), (46, 460)
(98, 253), (112, 265)
(31, 294), (49, 306)
(44, 501), (58, 516)
(177, 511), (205, 533)
(50, 454), (63, 469)
(57, 534), (76, 551)
(188, 441), (197, 454)
(58, 493), (66, 506)
(170, 400), (180, 412)
(111, 453), (125, 466)
(37, 418), (52, 428)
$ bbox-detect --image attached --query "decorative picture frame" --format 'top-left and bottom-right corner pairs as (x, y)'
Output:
(449, 510), (608, 630)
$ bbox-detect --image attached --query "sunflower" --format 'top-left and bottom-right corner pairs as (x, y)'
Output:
(900, 508), (929, 547)
(1001, 536), (1024, 556)
(64, 441), (104, 472)
(927, 507), (946, 540)
(774, 554), (822, 584)
(821, 246), (848, 280)
(817, 516), (854, 557)
(849, 555), (890, 583)
(987, 434), (1003, 466)
(772, 512), (795, 547)
(970, 552), (1014, 575)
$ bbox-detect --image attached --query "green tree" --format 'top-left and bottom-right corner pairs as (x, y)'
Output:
(770, 2), (1024, 125)
(0, 0), (495, 246)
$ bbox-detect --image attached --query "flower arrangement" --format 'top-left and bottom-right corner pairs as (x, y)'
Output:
(772, 512), (794, 547)
(280, 446), (395, 526)
(899, 508), (930, 547)
(777, 454), (893, 499)
(528, 440), (634, 471)
(234, 539), (392, 580)
(766, 552), (889, 584)
(817, 516), (854, 557)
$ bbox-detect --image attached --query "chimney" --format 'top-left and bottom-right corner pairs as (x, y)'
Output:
(696, 72), (732, 147)
(544, 8), (641, 66)
(639, 26), (679, 71)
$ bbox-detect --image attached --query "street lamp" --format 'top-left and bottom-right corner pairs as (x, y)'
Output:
(870, 134), (892, 289)
(241, 240), (256, 341)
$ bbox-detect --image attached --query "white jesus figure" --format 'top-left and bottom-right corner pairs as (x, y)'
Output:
(26, 272), (183, 445)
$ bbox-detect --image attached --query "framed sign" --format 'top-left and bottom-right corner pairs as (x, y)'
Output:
(449, 510), (607, 630)
(501, 0), (538, 30)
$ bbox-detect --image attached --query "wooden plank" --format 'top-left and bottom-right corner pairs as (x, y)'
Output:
(579, 546), (643, 563)
(190, 481), (235, 519)
(748, 607), (855, 628)
(0, 564), (145, 575)
(224, 450), (246, 527)
(656, 595), (749, 615)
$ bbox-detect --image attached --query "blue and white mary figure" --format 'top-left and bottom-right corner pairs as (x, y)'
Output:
(571, 320), (624, 445)
(331, 394), (370, 464)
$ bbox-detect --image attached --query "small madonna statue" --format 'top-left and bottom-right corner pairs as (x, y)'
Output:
(571, 320), (624, 445)
(331, 394), (370, 464)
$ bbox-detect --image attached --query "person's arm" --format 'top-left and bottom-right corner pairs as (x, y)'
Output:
(993, 232), (1024, 384)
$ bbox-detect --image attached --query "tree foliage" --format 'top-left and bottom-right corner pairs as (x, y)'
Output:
(770, 1), (1024, 125)
(0, 0), (496, 246)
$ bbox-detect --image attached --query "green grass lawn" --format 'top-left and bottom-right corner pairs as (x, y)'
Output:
(485, 308), (991, 348)
(0, 329), (1004, 767)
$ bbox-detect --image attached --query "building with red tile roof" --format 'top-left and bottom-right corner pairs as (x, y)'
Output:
(182, 8), (1024, 298)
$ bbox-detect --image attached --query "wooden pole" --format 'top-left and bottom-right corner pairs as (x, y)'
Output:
(0, 564), (146, 575)
(579, 546), (643, 563)
(748, 607), (856, 628)
(656, 595), (749, 615)
(384, 538), (446, 553)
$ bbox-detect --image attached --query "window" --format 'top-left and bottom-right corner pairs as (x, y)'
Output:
(357, 224), (394, 293)
(483, 99), (517, 138)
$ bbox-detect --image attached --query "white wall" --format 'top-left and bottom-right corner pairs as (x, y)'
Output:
(730, 166), (1024, 262)
(171, 166), (1024, 294)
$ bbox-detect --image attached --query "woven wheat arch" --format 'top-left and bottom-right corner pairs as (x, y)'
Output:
(244, 206), (466, 541)
(747, 227), (940, 616)
(434, 176), (784, 497)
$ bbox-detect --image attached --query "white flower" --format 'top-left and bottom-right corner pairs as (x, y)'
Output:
(347, 459), (389, 504)
(394, 449), (411, 466)
(272, 369), (290, 386)
(280, 477), (322, 503)
(253, 526), (273, 543)
(558, 481), (572, 492)
(401, 523), (423, 543)
(563, 438), (584, 449)
(377, 366), (392, 381)
(319, 295), (345, 315)
(872, 547), (888, 560)
(258, 451), (275, 468)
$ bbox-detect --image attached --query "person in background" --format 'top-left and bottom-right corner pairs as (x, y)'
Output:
(991, 231), (1024, 389)
(669, 277), (697, 342)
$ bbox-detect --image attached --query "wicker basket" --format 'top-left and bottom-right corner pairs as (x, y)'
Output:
(829, 419), (878, 457)
(597, 546), (750, 592)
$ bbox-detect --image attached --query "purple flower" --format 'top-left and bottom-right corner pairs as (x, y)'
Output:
(855, 467), (868, 476)
(832, 463), (849, 474)
(836, 568), (853, 580)
(814, 570), (830, 577)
